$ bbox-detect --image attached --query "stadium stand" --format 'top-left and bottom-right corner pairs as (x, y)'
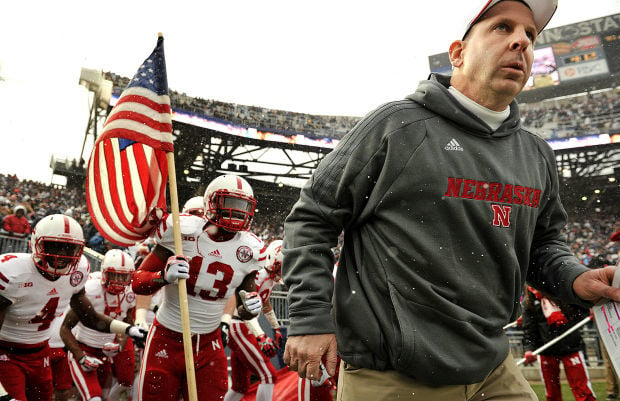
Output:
(105, 72), (619, 142)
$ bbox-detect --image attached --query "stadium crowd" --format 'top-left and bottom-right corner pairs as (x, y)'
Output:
(105, 72), (619, 143)
(105, 72), (360, 140)
(520, 87), (620, 139)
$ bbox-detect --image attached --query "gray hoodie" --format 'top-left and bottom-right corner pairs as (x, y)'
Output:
(282, 74), (590, 385)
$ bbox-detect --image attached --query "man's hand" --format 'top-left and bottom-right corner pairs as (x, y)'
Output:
(284, 333), (338, 381)
(125, 325), (148, 349)
(257, 334), (277, 358)
(523, 351), (537, 365)
(163, 255), (190, 284)
(220, 321), (230, 347)
(79, 354), (103, 372)
(102, 342), (120, 358)
(274, 328), (284, 349)
(573, 266), (620, 304)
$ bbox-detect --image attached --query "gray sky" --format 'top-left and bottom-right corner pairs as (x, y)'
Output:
(0, 0), (618, 183)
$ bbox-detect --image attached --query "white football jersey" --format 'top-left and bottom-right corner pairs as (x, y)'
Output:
(154, 214), (266, 334)
(255, 268), (277, 310)
(73, 271), (136, 348)
(48, 307), (71, 348)
(0, 253), (89, 344)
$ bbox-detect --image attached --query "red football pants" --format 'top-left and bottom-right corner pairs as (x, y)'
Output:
(137, 319), (228, 401)
(228, 319), (277, 394)
(539, 351), (596, 401)
(0, 340), (53, 401)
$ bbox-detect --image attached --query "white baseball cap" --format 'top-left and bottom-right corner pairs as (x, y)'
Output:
(462, 0), (558, 39)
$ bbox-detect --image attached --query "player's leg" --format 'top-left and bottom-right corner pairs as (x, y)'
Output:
(0, 352), (30, 401)
(137, 323), (183, 401)
(224, 349), (249, 401)
(67, 347), (105, 401)
(538, 354), (562, 401)
(50, 347), (76, 401)
(186, 329), (228, 401)
(109, 338), (136, 400)
(561, 351), (596, 401)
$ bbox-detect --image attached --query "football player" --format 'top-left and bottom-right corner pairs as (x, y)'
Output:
(132, 174), (265, 401)
(0, 214), (146, 401)
(222, 239), (285, 401)
(182, 195), (205, 217)
(60, 249), (137, 401)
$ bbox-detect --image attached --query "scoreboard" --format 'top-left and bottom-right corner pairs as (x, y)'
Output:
(428, 13), (620, 92)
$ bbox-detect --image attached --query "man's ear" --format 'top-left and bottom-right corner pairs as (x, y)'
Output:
(449, 40), (465, 68)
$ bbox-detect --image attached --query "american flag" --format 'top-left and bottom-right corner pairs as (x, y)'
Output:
(86, 35), (173, 246)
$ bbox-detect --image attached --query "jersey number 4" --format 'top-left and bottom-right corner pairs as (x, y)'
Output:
(28, 297), (59, 331)
(186, 257), (234, 300)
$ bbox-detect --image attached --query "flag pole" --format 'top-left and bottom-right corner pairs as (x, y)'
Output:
(515, 316), (592, 366)
(160, 31), (198, 401)
(167, 151), (199, 401)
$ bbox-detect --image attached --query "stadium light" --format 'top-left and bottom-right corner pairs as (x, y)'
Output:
(594, 189), (601, 194)
(581, 196), (588, 201)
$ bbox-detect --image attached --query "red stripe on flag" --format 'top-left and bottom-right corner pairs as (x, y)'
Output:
(99, 128), (173, 152)
(118, 145), (141, 227)
(131, 144), (157, 214)
(0, 271), (9, 283)
(90, 142), (142, 244)
(104, 110), (172, 135)
(114, 94), (172, 114)
(103, 140), (143, 234)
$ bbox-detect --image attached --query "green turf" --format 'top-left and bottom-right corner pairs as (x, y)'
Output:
(529, 380), (609, 400)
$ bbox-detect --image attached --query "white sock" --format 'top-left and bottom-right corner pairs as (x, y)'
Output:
(107, 383), (132, 401)
(223, 389), (244, 401)
(256, 383), (274, 401)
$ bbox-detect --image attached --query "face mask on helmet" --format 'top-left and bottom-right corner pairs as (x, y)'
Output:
(205, 175), (256, 232)
(31, 214), (85, 276)
(101, 250), (135, 294)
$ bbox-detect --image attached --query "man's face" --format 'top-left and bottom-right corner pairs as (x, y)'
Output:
(454, 1), (536, 108)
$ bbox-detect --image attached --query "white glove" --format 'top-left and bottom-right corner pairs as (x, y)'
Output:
(311, 363), (331, 387)
(102, 342), (120, 358)
(79, 354), (103, 372)
(239, 290), (262, 316)
(126, 325), (148, 349)
(163, 255), (190, 284)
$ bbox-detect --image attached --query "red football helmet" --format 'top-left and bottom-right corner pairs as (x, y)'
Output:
(204, 175), (256, 232)
(30, 214), (85, 276)
(265, 239), (283, 284)
(101, 249), (135, 294)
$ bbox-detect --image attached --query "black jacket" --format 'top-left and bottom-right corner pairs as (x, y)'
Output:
(283, 74), (591, 385)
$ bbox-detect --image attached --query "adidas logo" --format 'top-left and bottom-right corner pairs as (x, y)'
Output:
(444, 138), (464, 151)
(47, 288), (58, 296)
(155, 349), (168, 359)
(208, 249), (222, 258)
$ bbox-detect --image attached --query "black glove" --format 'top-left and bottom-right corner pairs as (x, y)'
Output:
(220, 322), (230, 347)
(126, 325), (148, 349)
(0, 394), (16, 401)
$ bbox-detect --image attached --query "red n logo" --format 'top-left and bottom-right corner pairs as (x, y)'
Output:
(491, 204), (512, 227)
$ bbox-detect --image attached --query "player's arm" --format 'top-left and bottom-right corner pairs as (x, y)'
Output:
(59, 309), (86, 361)
(131, 245), (175, 295)
(235, 271), (261, 320)
(70, 288), (147, 347)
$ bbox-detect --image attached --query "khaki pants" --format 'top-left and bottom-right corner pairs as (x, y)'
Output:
(336, 353), (537, 401)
